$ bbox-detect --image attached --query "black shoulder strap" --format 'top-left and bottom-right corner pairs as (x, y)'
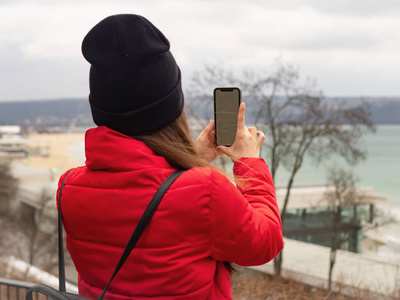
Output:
(58, 169), (186, 299)
(58, 169), (75, 293)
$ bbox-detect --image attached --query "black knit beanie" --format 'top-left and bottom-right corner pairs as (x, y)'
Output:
(82, 14), (184, 136)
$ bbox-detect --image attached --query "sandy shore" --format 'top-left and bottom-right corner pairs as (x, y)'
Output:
(22, 132), (85, 172)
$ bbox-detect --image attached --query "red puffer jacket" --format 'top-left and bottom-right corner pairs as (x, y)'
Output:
(57, 126), (283, 299)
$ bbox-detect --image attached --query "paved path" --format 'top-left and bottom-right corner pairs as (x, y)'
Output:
(250, 238), (399, 298)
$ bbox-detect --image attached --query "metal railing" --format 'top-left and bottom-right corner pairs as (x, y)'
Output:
(0, 278), (47, 300)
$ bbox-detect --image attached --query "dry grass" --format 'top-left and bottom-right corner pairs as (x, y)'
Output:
(231, 267), (342, 300)
(231, 266), (399, 300)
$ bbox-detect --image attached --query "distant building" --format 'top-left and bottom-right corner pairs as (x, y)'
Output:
(0, 126), (28, 159)
(276, 185), (387, 254)
(0, 125), (22, 136)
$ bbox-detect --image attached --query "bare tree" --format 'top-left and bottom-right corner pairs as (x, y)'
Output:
(189, 59), (375, 276)
(0, 159), (18, 215)
(18, 189), (58, 277)
(324, 167), (397, 291)
(324, 168), (360, 290)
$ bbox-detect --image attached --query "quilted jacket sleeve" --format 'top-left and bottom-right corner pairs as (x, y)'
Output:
(209, 157), (283, 266)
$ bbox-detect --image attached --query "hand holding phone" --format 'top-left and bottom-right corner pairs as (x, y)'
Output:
(194, 120), (219, 163)
(217, 102), (265, 162)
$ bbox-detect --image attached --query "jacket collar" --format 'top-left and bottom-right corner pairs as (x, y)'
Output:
(85, 126), (171, 171)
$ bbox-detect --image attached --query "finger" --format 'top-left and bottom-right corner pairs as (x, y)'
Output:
(256, 131), (266, 146)
(198, 120), (214, 140)
(207, 120), (216, 143)
(248, 126), (257, 137)
(236, 102), (246, 131)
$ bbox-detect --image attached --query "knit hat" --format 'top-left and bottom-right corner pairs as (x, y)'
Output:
(82, 14), (184, 136)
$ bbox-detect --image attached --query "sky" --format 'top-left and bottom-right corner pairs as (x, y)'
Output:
(0, 0), (400, 101)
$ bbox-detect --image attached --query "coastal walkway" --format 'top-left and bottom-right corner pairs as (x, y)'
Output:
(250, 237), (399, 298)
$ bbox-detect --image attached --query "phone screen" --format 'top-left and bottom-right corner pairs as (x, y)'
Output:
(214, 87), (241, 147)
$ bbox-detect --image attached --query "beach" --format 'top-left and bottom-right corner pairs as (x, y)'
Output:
(23, 132), (85, 172)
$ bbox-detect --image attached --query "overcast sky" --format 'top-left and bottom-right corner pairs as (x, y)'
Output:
(1, 0), (399, 101)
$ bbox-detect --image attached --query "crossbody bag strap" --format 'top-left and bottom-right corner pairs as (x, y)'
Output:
(57, 169), (186, 299)
(58, 169), (75, 293)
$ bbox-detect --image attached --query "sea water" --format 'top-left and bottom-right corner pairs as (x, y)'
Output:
(272, 125), (400, 207)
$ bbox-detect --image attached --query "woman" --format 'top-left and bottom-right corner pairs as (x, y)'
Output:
(58, 14), (283, 299)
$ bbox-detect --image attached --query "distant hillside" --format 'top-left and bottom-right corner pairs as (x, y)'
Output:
(0, 98), (94, 129)
(370, 98), (400, 124)
(0, 97), (399, 130)
(327, 96), (400, 124)
(187, 96), (400, 125)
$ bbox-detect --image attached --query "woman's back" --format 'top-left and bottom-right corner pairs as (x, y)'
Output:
(59, 126), (282, 299)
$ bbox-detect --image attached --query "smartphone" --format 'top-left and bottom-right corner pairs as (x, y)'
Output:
(214, 87), (242, 147)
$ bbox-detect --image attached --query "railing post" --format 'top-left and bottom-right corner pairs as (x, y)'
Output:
(0, 277), (35, 300)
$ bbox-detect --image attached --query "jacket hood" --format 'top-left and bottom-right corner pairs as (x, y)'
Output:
(85, 126), (171, 171)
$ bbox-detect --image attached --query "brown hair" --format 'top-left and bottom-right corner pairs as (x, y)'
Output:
(133, 110), (235, 274)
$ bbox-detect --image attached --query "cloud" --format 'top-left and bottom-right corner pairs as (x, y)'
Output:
(231, 5), (399, 59)
(252, 0), (400, 17)
(0, 0), (399, 100)
(0, 48), (88, 101)
(302, 0), (400, 17)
